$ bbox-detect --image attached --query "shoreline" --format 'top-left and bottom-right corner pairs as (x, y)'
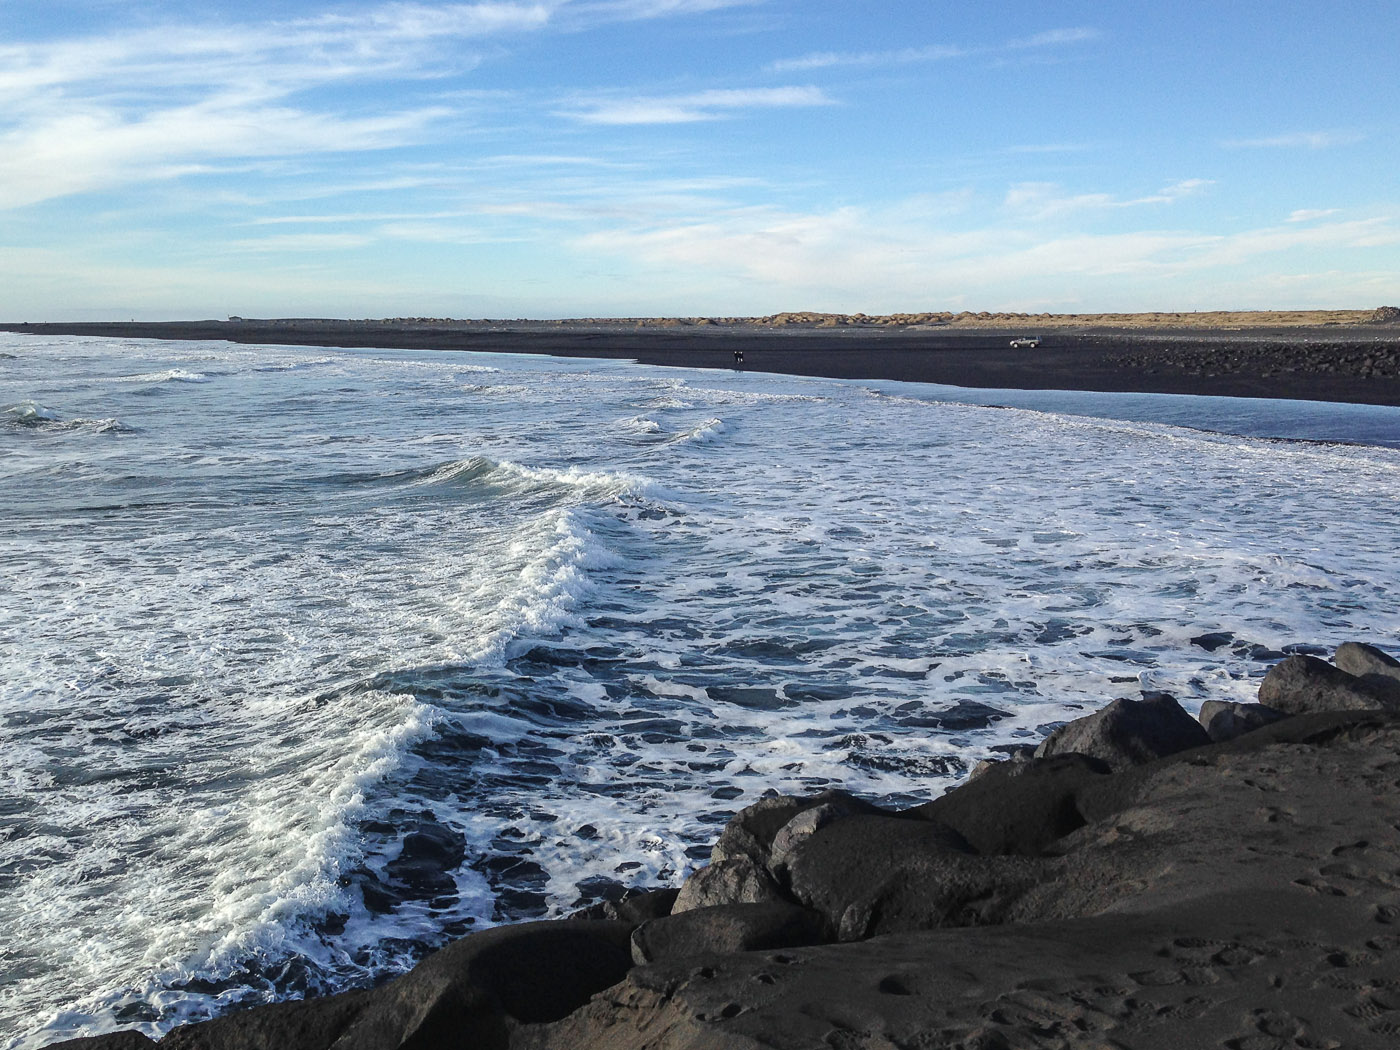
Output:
(51, 641), (1400, 1050)
(5, 318), (1400, 407)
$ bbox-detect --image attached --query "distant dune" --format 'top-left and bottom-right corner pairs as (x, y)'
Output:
(343, 306), (1397, 330)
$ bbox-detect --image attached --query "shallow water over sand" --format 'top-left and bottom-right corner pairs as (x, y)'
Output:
(3, 334), (1400, 1047)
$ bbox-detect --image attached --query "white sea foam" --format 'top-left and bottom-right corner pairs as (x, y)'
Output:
(3, 331), (1400, 1046)
(112, 368), (210, 384)
(4, 400), (129, 434)
(460, 383), (530, 396)
(619, 415), (663, 435)
(670, 417), (726, 445)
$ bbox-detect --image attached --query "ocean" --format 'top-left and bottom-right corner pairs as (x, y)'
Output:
(3, 333), (1400, 1047)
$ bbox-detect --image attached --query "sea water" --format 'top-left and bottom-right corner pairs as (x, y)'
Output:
(3, 333), (1400, 1046)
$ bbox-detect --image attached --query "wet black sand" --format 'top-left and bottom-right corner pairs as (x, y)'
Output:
(5, 319), (1400, 406)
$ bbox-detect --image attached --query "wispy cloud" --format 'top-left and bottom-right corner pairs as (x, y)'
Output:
(1223, 130), (1364, 149)
(0, 4), (566, 209)
(1002, 143), (1094, 155)
(0, 4), (555, 105)
(560, 85), (833, 124)
(1007, 27), (1101, 49)
(1001, 178), (1211, 220)
(768, 25), (1098, 75)
(565, 0), (760, 19)
(0, 1), (762, 210)
(1287, 208), (1340, 223)
(0, 101), (451, 209)
(230, 232), (377, 252)
(769, 44), (964, 73)
(572, 198), (1399, 310)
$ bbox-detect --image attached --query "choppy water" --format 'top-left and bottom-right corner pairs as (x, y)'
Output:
(3, 334), (1400, 1047)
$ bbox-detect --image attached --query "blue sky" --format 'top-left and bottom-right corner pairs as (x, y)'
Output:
(1, 0), (1396, 319)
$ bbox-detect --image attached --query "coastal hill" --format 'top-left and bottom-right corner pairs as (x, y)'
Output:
(379, 306), (1399, 329)
(228, 306), (1397, 329)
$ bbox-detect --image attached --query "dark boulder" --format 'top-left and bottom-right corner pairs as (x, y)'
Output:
(1190, 631), (1234, 652)
(1258, 654), (1400, 714)
(45, 1033), (158, 1049)
(157, 988), (374, 1050)
(571, 886), (678, 923)
(709, 796), (809, 867)
(709, 790), (887, 869)
(629, 902), (827, 965)
(784, 816), (1038, 940)
(967, 744), (1035, 780)
(1197, 700), (1288, 742)
(767, 795), (889, 883)
(1334, 641), (1400, 685)
(156, 920), (634, 1050)
(672, 857), (785, 913)
(1033, 692), (1209, 769)
(383, 822), (466, 900)
(908, 752), (1112, 855)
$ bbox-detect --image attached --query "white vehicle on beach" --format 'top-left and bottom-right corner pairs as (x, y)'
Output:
(1009, 337), (1041, 349)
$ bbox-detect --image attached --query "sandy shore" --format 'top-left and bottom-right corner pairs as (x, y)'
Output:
(5, 318), (1400, 407)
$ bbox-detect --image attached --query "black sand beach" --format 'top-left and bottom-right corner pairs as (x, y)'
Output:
(5, 317), (1400, 406)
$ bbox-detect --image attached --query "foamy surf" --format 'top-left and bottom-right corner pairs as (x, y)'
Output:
(4, 400), (129, 433)
(112, 368), (210, 384)
(3, 332), (1400, 1047)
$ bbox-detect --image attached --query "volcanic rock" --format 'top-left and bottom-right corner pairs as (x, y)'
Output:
(1258, 653), (1400, 713)
(1335, 641), (1400, 685)
(629, 902), (828, 966)
(709, 790), (887, 870)
(672, 858), (785, 914)
(908, 752), (1112, 855)
(168, 920), (630, 1050)
(1197, 699), (1288, 742)
(1033, 691), (1209, 768)
(766, 795), (888, 884)
(571, 886), (678, 923)
(48, 1035), (158, 1049)
(783, 815), (1033, 940)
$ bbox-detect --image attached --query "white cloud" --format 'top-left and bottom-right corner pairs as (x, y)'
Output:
(1287, 208), (1340, 223)
(0, 4), (555, 105)
(230, 233), (377, 252)
(1140, 178), (1214, 202)
(560, 85), (834, 124)
(564, 0), (760, 19)
(1001, 179), (1211, 220)
(569, 196), (1398, 311)
(0, 101), (450, 209)
(0, 4), (561, 209)
(768, 26), (1096, 74)
(1223, 130), (1364, 149)
(1002, 143), (1094, 155)
(1007, 27), (1101, 49)
(0, 1), (762, 209)
(768, 44), (964, 73)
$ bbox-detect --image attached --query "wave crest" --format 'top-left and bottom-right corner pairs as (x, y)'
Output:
(4, 401), (130, 433)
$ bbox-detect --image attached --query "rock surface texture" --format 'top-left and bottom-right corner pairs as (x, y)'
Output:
(50, 642), (1400, 1050)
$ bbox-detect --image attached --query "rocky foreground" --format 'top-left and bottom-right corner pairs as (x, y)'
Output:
(56, 644), (1400, 1050)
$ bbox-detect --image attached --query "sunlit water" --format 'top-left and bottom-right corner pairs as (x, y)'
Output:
(3, 334), (1400, 1046)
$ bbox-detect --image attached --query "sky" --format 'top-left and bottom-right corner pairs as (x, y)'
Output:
(1, 0), (1397, 320)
